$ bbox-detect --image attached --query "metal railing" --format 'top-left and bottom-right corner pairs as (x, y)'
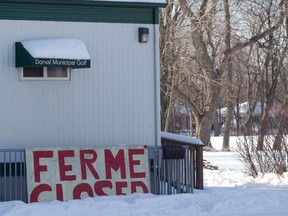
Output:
(148, 146), (194, 195)
(0, 149), (27, 202)
(161, 135), (204, 190)
(0, 146), (194, 202)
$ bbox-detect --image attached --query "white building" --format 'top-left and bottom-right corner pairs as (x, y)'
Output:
(0, 0), (166, 149)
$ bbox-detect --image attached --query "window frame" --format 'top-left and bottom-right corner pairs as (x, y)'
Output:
(19, 67), (71, 81)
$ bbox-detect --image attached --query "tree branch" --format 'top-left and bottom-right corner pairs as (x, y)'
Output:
(199, 0), (208, 18)
(221, 0), (286, 64)
(178, 0), (194, 19)
(173, 85), (202, 120)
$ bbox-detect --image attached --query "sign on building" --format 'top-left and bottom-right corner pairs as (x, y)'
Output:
(25, 146), (150, 203)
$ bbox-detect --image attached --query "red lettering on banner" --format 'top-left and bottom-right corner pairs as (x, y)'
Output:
(29, 180), (149, 202)
(27, 147), (149, 202)
(94, 180), (113, 196)
(128, 149), (146, 178)
(115, 182), (128, 195)
(56, 184), (64, 201)
(131, 181), (149, 193)
(30, 184), (52, 203)
(105, 149), (126, 179)
(80, 149), (99, 179)
(73, 183), (94, 199)
(33, 151), (53, 182)
(58, 150), (76, 181)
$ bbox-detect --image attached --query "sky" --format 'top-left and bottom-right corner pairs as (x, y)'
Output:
(1, 141), (288, 216)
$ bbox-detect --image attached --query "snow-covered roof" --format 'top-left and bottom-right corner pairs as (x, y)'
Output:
(161, 131), (203, 146)
(220, 101), (262, 117)
(21, 38), (90, 60)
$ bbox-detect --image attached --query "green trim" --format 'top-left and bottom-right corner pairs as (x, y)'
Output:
(16, 42), (34, 68)
(0, 162), (26, 177)
(0, 0), (167, 8)
(0, 1), (165, 24)
(16, 42), (91, 68)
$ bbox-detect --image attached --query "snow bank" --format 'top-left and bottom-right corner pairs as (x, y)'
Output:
(1, 169), (288, 216)
(1, 152), (288, 216)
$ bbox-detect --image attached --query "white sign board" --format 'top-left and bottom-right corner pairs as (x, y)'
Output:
(25, 146), (150, 202)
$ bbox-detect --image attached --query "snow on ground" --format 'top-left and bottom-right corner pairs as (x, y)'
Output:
(1, 137), (288, 216)
(204, 151), (244, 171)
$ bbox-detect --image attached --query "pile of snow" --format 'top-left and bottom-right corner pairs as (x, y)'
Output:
(21, 38), (90, 59)
(1, 150), (288, 216)
(161, 131), (203, 145)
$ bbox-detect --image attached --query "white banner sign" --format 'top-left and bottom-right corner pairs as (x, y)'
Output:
(25, 146), (150, 202)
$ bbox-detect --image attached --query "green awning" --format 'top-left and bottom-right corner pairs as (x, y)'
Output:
(15, 38), (91, 68)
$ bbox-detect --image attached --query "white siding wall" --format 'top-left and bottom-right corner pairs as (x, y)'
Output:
(0, 20), (159, 148)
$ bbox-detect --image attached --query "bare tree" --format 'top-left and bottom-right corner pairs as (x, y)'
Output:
(250, 0), (287, 150)
(236, 1), (288, 176)
(273, 1), (288, 150)
(160, 0), (185, 132)
(171, 0), (287, 146)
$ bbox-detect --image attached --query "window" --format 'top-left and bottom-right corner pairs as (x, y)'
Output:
(20, 67), (70, 80)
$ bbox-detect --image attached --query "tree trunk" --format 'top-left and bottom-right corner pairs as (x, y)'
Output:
(273, 94), (288, 150)
(222, 0), (232, 151)
(163, 71), (176, 132)
(222, 102), (233, 151)
(213, 111), (221, 136)
(257, 105), (272, 150)
(196, 115), (214, 147)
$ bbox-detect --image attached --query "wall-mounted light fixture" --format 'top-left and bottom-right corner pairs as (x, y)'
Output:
(138, 27), (149, 43)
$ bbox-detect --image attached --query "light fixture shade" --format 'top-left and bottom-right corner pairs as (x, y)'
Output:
(138, 27), (149, 43)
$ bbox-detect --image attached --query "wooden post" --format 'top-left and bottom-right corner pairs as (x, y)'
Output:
(194, 146), (203, 189)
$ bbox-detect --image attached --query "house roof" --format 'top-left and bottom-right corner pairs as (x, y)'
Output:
(219, 101), (263, 117)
